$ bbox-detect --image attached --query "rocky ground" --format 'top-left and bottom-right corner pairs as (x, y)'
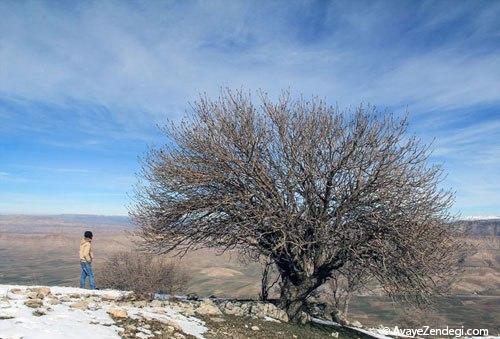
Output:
(0, 285), (390, 339)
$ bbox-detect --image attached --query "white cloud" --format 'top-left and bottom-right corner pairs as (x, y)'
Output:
(0, 1), (499, 120)
(0, 0), (499, 215)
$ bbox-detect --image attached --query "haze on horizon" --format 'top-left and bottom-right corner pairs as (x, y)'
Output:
(0, 0), (499, 217)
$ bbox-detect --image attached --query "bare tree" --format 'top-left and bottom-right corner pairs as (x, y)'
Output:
(131, 90), (464, 323)
(259, 256), (280, 302)
(96, 250), (190, 298)
(324, 263), (372, 318)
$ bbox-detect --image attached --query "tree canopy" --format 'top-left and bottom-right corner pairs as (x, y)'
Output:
(131, 90), (464, 322)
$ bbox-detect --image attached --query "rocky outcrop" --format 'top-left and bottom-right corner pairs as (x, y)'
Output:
(24, 299), (43, 308)
(0, 285), (379, 339)
(107, 307), (128, 318)
(216, 300), (289, 322)
(195, 298), (223, 316)
(70, 300), (90, 310)
(147, 298), (291, 323)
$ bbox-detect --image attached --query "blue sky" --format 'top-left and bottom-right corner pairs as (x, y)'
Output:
(0, 0), (499, 216)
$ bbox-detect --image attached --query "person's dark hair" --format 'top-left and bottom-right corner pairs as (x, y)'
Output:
(84, 231), (93, 239)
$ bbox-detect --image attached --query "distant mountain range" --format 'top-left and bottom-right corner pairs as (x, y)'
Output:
(455, 218), (500, 237)
(0, 214), (133, 234)
(53, 214), (498, 236)
(1, 213), (498, 236)
(55, 214), (132, 227)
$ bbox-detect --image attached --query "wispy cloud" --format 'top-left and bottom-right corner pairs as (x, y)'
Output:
(434, 119), (500, 159)
(1, 1), (499, 119)
(0, 0), (499, 214)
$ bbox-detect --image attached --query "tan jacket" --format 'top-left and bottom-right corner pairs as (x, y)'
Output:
(79, 238), (93, 262)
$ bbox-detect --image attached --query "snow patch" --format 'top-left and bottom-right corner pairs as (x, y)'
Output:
(312, 317), (394, 339)
(0, 284), (207, 339)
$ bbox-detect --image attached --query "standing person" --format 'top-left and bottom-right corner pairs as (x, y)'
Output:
(79, 231), (96, 289)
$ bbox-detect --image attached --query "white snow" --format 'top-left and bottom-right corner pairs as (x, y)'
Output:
(311, 317), (340, 326)
(312, 317), (394, 339)
(0, 285), (132, 300)
(263, 316), (280, 323)
(0, 284), (207, 339)
(127, 307), (207, 338)
(0, 300), (121, 339)
(351, 327), (401, 339)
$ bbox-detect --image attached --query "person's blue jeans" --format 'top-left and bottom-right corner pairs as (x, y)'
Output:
(80, 261), (96, 289)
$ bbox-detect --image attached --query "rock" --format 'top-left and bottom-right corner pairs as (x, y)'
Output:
(33, 309), (46, 317)
(107, 308), (128, 318)
(220, 301), (231, 309)
(180, 307), (195, 317)
(26, 292), (38, 299)
(195, 299), (222, 316)
(186, 293), (199, 301)
(273, 309), (289, 322)
(287, 312), (311, 325)
(163, 319), (182, 332)
(251, 302), (289, 323)
(331, 310), (349, 325)
(210, 317), (226, 323)
(0, 307), (16, 320)
(102, 292), (127, 301)
(89, 296), (102, 303)
(123, 291), (137, 301)
(125, 324), (137, 331)
(69, 293), (81, 299)
(70, 300), (89, 310)
(221, 302), (246, 317)
(331, 331), (339, 337)
(173, 333), (186, 339)
(133, 300), (148, 308)
(251, 325), (260, 331)
(0, 314), (15, 320)
(29, 287), (51, 297)
(47, 298), (61, 305)
(24, 299), (43, 308)
(59, 296), (71, 302)
(150, 300), (163, 307)
(351, 320), (363, 328)
(239, 303), (251, 313)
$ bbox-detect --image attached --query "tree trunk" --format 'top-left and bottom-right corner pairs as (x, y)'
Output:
(279, 277), (317, 323)
(260, 260), (272, 301)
